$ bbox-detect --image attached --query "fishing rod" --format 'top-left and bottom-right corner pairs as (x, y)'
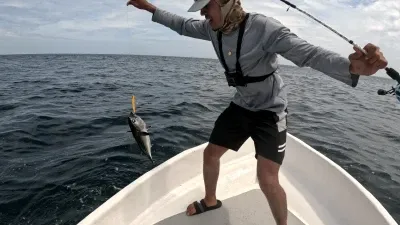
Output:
(278, 0), (400, 102)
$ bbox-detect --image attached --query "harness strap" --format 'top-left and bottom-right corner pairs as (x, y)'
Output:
(244, 74), (274, 83)
(217, 13), (249, 73)
(236, 13), (248, 73)
(217, 13), (275, 86)
(217, 32), (228, 72)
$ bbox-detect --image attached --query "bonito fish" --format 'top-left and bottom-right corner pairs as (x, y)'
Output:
(128, 96), (154, 164)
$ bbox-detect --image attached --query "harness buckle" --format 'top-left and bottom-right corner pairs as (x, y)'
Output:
(225, 71), (246, 87)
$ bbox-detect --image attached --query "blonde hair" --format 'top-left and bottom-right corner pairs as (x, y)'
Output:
(217, 0), (246, 34)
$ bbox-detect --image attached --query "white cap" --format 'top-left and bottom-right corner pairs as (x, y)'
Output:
(187, 0), (210, 12)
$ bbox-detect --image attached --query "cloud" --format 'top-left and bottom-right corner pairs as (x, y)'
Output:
(363, 0), (400, 34)
(31, 11), (139, 41)
(1, 0), (399, 78)
(0, 0), (30, 8)
(0, 28), (18, 37)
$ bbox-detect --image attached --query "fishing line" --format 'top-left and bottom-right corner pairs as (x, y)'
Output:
(125, 4), (135, 55)
(278, 0), (400, 103)
(125, 7), (130, 37)
(126, 6), (131, 38)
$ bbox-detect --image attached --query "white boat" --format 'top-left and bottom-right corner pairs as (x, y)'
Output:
(78, 134), (398, 225)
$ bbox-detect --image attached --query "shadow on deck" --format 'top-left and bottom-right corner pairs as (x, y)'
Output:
(155, 189), (306, 225)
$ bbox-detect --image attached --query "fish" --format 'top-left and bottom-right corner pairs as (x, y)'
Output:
(127, 96), (154, 164)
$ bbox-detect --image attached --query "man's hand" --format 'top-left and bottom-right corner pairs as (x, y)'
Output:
(349, 43), (388, 76)
(127, 0), (156, 13)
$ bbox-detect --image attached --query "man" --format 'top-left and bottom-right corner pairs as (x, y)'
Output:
(127, 0), (388, 224)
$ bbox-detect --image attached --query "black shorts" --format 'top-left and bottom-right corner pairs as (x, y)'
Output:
(209, 102), (287, 165)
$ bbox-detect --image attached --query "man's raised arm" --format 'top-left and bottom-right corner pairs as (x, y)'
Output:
(127, 0), (211, 41)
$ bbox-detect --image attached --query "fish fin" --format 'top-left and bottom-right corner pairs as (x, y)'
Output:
(140, 131), (150, 136)
(132, 95), (136, 113)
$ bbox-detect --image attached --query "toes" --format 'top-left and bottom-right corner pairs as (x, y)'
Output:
(186, 203), (196, 216)
(190, 204), (197, 215)
(186, 204), (192, 215)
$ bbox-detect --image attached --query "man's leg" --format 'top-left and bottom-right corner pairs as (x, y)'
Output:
(203, 143), (229, 205)
(250, 108), (288, 224)
(186, 102), (250, 216)
(257, 155), (287, 225)
(186, 143), (228, 216)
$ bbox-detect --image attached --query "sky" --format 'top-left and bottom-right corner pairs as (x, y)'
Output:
(0, 0), (399, 76)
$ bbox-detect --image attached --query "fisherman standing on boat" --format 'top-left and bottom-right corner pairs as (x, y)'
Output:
(127, 0), (388, 224)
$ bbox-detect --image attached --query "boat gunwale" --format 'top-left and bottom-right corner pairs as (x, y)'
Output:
(287, 134), (397, 225)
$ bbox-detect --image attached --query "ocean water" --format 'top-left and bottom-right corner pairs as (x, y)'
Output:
(0, 54), (399, 225)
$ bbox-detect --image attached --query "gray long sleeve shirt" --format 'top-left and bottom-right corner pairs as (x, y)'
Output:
(151, 8), (359, 117)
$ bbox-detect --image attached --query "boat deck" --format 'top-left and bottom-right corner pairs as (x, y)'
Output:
(128, 141), (309, 225)
(154, 189), (306, 225)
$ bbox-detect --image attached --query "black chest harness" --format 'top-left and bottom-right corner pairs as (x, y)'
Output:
(217, 13), (275, 87)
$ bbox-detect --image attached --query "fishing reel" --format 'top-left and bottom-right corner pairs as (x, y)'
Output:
(377, 87), (396, 96)
(377, 67), (400, 103)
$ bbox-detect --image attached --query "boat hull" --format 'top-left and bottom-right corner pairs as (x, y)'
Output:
(78, 133), (397, 225)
